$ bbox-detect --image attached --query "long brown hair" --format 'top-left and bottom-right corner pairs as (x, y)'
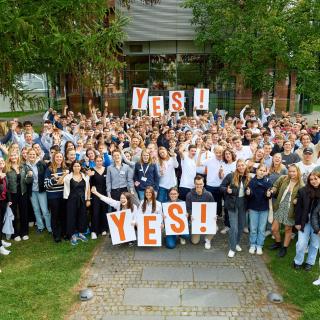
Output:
(269, 153), (285, 174)
(232, 159), (250, 187)
(142, 186), (157, 213)
(49, 152), (67, 173)
(158, 146), (170, 168)
(306, 171), (320, 199)
(120, 192), (134, 212)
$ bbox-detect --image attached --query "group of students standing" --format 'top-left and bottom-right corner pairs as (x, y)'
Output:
(1, 100), (320, 286)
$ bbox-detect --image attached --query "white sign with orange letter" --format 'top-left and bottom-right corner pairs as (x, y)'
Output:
(194, 88), (209, 110)
(148, 96), (164, 117)
(132, 87), (149, 110)
(137, 214), (162, 246)
(107, 210), (136, 245)
(162, 202), (189, 235)
(169, 91), (185, 112)
(191, 202), (217, 234)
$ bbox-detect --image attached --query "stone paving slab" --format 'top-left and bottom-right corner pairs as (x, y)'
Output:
(193, 267), (246, 283)
(181, 289), (240, 307)
(142, 266), (193, 281)
(166, 317), (230, 320)
(134, 248), (180, 261)
(123, 288), (181, 306)
(180, 248), (227, 262)
(103, 317), (165, 320)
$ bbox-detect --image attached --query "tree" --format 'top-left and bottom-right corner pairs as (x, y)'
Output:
(184, 0), (320, 103)
(0, 0), (128, 110)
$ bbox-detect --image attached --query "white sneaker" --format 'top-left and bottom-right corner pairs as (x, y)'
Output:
(313, 278), (320, 286)
(91, 232), (97, 240)
(1, 240), (11, 248)
(256, 247), (263, 255)
(14, 236), (21, 242)
(265, 230), (272, 237)
(271, 235), (275, 239)
(180, 238), (186, 245)
(101, 231), (107, 236)
(29, 222), (35, 227)
(243, 227), (249, 234)
(228, 250), (235, 258)
(22, 235), (29, 241)
(236, 245), (242, 252)
(249, 246), (256, 254)
(204, 239), (211, 250)
(0, 246), (11, 255)
(220, 226), (230, 234)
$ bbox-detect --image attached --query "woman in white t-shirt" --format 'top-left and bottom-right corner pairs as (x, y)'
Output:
(157, 147), (179, 202)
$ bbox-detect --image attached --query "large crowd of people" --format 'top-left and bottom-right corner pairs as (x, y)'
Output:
(1, 97), (320, 286)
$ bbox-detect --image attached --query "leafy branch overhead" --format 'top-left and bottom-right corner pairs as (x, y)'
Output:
(0, 0), (129, 106)
(184, 0), (320, 101)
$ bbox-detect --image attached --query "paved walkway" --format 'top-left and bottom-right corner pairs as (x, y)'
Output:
(68, 227), (296, 320)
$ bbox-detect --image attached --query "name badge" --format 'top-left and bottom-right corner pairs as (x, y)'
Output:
(141, 177), (147, 182)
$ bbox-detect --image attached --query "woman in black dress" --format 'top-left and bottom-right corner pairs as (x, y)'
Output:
(88, 155), (108, 239)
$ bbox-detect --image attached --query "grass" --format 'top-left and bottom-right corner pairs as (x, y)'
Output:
(0, 110), (43, 118)
(0, 229), (101, 320)
(265, 236), (320, 320)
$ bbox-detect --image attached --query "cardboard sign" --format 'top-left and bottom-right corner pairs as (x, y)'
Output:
(107, 210), (136, 245)
(194, 88), (209, 110)
(169, 91), (185, 112)
(132, 87), (149, 110)
(137, 214), (162, 246)
(162, 202), (189, 236)
(191, 202), (217, 234)
(148, 96), (164, 117)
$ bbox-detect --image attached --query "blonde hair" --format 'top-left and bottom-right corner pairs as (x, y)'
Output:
(232, 159), (250, 188)
(6, 151), (21, 172)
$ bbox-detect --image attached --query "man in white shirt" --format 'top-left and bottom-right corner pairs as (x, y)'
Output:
(296, 148), (317, 183)
(232, 136), (252, 161)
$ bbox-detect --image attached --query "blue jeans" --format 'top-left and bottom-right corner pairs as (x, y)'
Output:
(30, 191), (51, 231)
(157, 187), (169, 203)
(248, 209), (268, 248)
(165, 234), (190, 249)
(137, 190), (145, 201)
(228, 198), (246, 251)
(294, 222), (320, 266)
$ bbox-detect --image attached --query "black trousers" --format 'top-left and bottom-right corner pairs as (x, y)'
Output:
(10, 192), (29, 238)
(111, 187), (128, 201)
(48, 198), (66, 241)
(91, 194), (108, 234)
(66, 196), (87, 238)
(206, 186), (223, 217)
(0, 200), (7, 243)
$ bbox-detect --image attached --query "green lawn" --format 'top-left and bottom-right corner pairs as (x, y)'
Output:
(0, 230), (101, 320)
(265, 237), (320, 320)
(0, 111), (43, 118)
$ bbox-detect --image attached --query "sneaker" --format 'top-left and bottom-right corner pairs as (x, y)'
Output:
(28, 222), (35, 227)
(265, 230), (272, 237)
(256, 247), (263, 255)
(180, 238), (186, 245)
(22, 235), (29, 241)
(71, 236), (78, 246)
(278, 246), (287, 258)
(291, 233), (296, 240)
(304, 263), (312, 272)
(269, 242), (281, 250)
(0, 246), (11, 255)
(36, 229), (44, 234)
(249, 246), (256, 254)
(14, 236), (21, 242)
(243, 227), (249, 234)
(101, 231), (107, 236)
(91, 232), (97, 240)
(236, 245), (242, 252)
(293, 262), (302, 270)
(220, 226), (230, 234)
(1, 240), (11, 248)
(228, 250), (235, 258)
(312, 278), (320, 286)
(77, 233), (88, 242)
(204, 239), (211, 250)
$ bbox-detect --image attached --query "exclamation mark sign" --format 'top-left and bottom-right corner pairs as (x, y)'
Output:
(199, 89), (204, 109)
(200, 203), (207, 232)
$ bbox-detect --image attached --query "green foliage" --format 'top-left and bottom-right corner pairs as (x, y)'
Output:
(0, 0), (128, 109)
(184, 0), (320, 102)
(0, 230), (101, 320)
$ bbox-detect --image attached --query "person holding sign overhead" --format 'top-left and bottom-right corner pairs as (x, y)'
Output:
(220, 159), (251, 258)
(134, 150), (159, 200)
(186, 175), (215, 250)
